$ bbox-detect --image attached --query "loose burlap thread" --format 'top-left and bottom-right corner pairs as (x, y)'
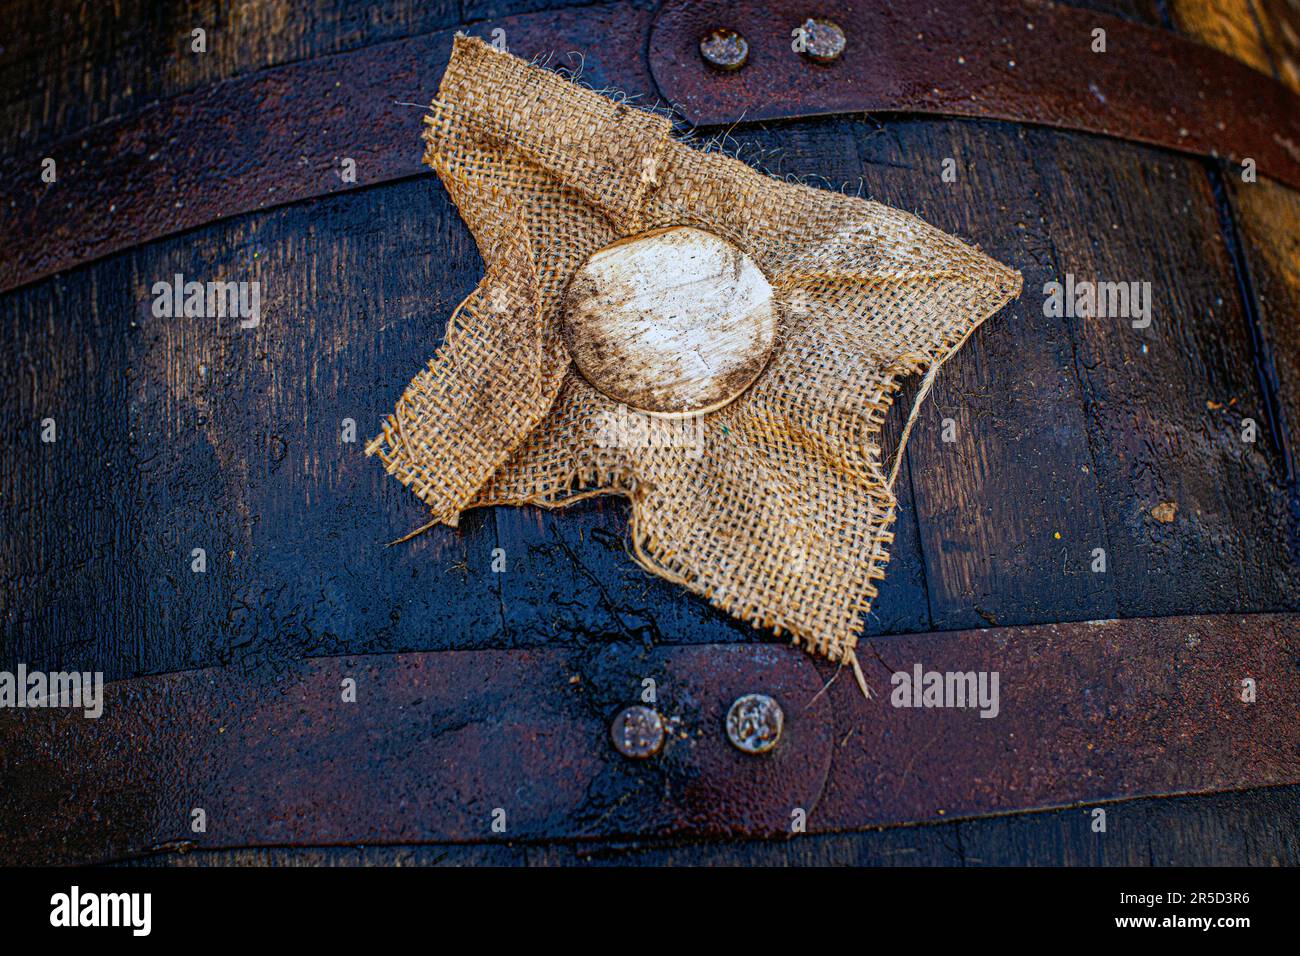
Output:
(367, 36), (1022, 673)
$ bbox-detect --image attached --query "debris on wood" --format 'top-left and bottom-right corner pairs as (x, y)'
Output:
(1151, 502), (1177, 523)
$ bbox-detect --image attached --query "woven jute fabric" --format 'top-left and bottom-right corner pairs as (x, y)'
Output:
(367, 36), (1022, 668)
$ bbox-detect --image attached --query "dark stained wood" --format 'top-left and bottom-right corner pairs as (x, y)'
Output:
(724, 116), (1126, 631)
(117, 784), (1300, 866)
(1, 0), (463, 156)
(0, 178), (503, 680)
(116, 843), (527, 866)
(1168, 0), (1300, 571)
(956, 783), (1300, 866)
(1026, 130), (1299, 616)
(494, 500), (770, 646)
(1225, 178), (1300, 514)
(525, 827), (961, 866)
(1083, 0), (1166, 25)
(849, 122), (1122, 630)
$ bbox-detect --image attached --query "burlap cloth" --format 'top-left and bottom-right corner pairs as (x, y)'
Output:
(367, 36), (1022, 675)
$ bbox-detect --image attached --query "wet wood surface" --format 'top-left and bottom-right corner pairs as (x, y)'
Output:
(1169, 0), (1300, 574)
(2, 0), (1298, 864)
(117, 783), (1300, 866)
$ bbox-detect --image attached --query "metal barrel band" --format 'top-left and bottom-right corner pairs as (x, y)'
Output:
(2, 614), (1295, 865)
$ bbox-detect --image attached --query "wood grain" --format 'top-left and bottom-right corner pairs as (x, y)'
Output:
(0, 0), (472, 157)
(1170, 0), (1300, 572)
(115, 783), (1300, 866)
(804, 118), (1121, 630)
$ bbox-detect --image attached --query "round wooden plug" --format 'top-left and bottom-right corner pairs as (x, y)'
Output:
(561, 226), (777, 417)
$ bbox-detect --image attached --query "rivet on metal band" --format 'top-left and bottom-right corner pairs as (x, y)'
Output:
(611, 705), (666, 759)
(795, 18), (846, 63)
(726, 693), (784, 754)
(700, 27), (749, 71)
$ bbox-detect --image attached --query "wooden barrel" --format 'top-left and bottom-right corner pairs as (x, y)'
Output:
(2, 0), (1299, 866)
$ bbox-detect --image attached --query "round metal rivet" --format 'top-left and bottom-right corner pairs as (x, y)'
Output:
(700, 28), (749, 71)
(797, 18), (846, 63)
(726, 693), (784, 754)
(611, 705), (665, 759)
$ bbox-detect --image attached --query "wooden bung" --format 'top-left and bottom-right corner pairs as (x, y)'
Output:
(561, 226), (777, 416)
